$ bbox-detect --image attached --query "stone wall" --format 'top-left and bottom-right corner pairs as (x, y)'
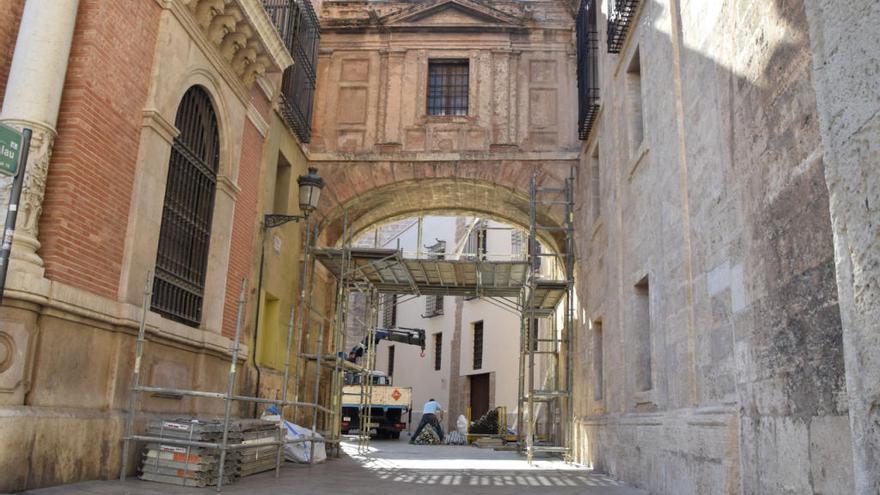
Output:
(310, 0), (579, 246)
(571, 0), (852, 493)
(802, 1), (880, 492)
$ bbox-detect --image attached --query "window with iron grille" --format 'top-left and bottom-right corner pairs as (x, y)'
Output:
(577, 0), (600, 139)
(152, 86), (219, 327)
(473, 321), (484, 370)
(434, 333), (442, 370)
(388, 345), (395, 378)
(427, 60), (469, 116)
(425, 240), (446, 317)
(464, 220), (488, 261)
(264, 0), (320, 142)
(383, 293), (397, 328)
(608, 0), (640, 53)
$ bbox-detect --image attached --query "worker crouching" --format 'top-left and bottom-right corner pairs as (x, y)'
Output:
(410, 398), (444, 444)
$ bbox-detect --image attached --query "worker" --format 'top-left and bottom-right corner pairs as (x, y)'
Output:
(410, 398), (444, 443)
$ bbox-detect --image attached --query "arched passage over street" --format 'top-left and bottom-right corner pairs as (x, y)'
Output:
(311, 161), (576, 252)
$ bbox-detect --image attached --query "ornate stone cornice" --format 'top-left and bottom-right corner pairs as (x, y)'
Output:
(170, 0), (292, 91)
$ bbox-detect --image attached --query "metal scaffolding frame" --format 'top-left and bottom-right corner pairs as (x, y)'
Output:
(517, 169), (576, 463)
(120, 217), (337, 492)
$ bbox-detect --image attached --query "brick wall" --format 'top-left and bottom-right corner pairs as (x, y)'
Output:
(222, 117), (264, 337)
(0, 0), (25, 104)
(40, 0), (160, 298)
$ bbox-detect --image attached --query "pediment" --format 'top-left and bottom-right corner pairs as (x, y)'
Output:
(380, 0), (524, 28)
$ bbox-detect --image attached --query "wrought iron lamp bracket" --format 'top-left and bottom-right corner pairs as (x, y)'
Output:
(264, 214), (306, 229)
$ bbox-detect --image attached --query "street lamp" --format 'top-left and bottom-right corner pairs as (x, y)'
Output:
(264, 167), (325, 228)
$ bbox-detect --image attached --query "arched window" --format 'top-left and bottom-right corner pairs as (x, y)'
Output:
(152, 86), (220, 327)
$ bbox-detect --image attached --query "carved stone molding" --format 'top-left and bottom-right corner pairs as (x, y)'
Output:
(0, 120), (56, 275)
(180, 0), (293, 87)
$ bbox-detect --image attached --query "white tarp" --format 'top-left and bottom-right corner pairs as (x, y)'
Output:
(261, 409), (326, 464)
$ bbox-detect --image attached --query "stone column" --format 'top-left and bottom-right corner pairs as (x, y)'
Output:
(803, 2), (880, 493)
(0, 0), (80, 276)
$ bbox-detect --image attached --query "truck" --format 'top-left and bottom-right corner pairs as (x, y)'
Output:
(340, 326), (425, 439)
(341, 371), (412, 439)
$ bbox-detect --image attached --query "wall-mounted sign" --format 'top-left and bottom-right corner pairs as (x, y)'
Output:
(0, 124), (22, 177)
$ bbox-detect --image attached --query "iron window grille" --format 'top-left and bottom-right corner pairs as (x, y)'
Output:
(427, 60), (469, 116)
(434, 333), (442, 370)
(383, 293), (397, 328)
(577, 0), (601, 140)
(152, 86), (219, 327)
(264, 0), (320, 143)
(473, 321), (484, 370)
(607, 0), (640, 53)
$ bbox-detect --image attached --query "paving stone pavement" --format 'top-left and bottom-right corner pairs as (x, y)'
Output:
(23, 437), (647, 495)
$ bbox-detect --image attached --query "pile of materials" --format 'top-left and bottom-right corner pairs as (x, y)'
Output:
(413, 425), (442, 445)
(139, 419), (242, 487)
(469, 408), (500, 434)
(444, 430), (467, 445)
(237, 419), (281, 477)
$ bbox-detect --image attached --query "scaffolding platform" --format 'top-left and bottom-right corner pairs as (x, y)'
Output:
(312, 248), (530, 297)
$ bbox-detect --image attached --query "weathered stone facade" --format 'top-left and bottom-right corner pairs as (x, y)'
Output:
(569, 0), (867, 493)
(0, 0), (876, 493)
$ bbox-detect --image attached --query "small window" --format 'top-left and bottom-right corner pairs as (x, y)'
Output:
(591, 146), (600, 221)
(427, 60), (469, 116)
(425, 240), (446, 317)
(473, 321), (484, 370)
(434, 333), (442, 370)
(626, 48), (644, 155)
(388, 345), (395, 378)
(634, 275), (651, 391)
(592, 319), (603, 400)
(273, 154), (292, 214)
(383, 293), (397, 328)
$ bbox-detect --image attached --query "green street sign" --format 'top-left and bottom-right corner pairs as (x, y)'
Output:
(0, 124), (23, 177)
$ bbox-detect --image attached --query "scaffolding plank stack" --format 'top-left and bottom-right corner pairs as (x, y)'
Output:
(139, 419), (242, 487)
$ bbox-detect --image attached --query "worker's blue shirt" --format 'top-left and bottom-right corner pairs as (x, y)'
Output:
(423, 400), (441, 414)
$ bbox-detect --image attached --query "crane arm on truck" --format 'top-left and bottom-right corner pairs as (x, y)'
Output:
(347, 327), (425, 362)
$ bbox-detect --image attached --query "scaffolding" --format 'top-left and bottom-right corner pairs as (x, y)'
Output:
(119, 217), (342, 492)
(517, 169), (576, 463)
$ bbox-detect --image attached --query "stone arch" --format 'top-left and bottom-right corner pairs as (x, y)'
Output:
(311, 161), (576, 252)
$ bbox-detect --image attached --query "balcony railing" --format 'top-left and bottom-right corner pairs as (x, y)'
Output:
(577, 0), (600, 140)
(607, 0), (639, 53)
(264, 0), (320, 143)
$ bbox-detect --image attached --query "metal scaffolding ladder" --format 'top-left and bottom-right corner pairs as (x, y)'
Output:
(517, 168), (576, 464)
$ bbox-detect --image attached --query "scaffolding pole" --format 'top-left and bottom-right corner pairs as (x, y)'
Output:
(120, 215), (334, 491)
(518, 169), (576, 464)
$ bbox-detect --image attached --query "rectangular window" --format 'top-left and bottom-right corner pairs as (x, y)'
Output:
(272, 154), (292, 214)
(388, 345), (395, 378)
(425, 241), (446, 317)
(383, 294), (397, 328)
(473, 321), (484, 370)
(634, 275), (652, 392)
(434, 333), (442, 370)
(427, 60), (469, 116)
(626, 48), (644, 155)
(592, 319), (603, 400)
(591, 146), (600, 221)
